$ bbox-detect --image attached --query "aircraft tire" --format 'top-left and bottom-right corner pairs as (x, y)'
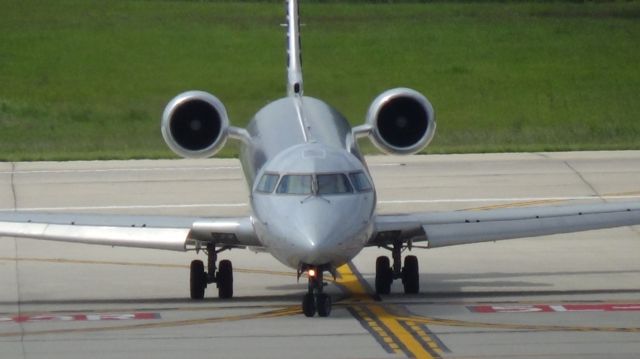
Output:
(402, 255), (419, 294)
(217, 259), (233, 299)
(375, 256), (393, 295)
(316, 293), (332, 317)
(190, 260), (207, 300)
(302, 293), (316, 317)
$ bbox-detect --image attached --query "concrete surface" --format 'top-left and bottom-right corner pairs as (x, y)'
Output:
(1, 151), (639, 359)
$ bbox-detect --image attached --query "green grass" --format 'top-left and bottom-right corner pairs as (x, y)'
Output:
(1, 1), (639, 160)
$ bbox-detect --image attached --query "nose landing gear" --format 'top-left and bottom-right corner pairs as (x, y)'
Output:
(189, 243), (234, 300)
(300, 266), (332, 317)
(375, 239), (419, 295)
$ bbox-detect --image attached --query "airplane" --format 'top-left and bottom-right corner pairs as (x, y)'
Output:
(1, 0), (639, 318)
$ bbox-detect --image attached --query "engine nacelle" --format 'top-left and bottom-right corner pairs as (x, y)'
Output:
(161, 91), (229, 158)
(365, 88), (436, 155)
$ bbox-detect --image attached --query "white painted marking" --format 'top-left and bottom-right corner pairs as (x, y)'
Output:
(3, 195), (638, 212)
(0, 312), (160, 323)
(1, 163), (398, 175)
(470, 304), (640, 313)
(0, 166), (241, 175)
(491, 305), (546, 313)
(369, 163), (405, 167)
(378, 195), (640, 204)
(549, 305), (567, 312)
(3, 203), (247, 212)
(612, 305), (640, 310)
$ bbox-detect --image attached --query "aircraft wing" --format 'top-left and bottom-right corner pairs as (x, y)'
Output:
(370, 201), (640, 248)
(0, 212), (260, 251)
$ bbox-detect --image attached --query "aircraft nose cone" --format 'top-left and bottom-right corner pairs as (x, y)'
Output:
(288, 199), (367, 265)
(296, 219), (334, 261)
(254, 187), (375, 269)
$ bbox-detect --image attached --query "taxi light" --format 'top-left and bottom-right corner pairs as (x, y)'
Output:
(308, 269), (316, 278)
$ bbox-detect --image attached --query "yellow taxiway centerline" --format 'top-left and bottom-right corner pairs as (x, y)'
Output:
(336, 263), (438, 359)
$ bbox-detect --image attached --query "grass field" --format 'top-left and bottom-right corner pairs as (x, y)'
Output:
(1, 1), (639, 160)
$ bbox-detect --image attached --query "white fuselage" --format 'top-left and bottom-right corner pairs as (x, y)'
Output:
(238, 97), (376, 269)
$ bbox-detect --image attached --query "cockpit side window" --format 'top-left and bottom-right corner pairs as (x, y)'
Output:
(276, 174), (313, 195)
(256, 173), (279, 193)
(317, 174), (353, 195)
(349, 172), (372, 192)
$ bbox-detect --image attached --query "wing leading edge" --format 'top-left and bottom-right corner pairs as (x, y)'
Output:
(0, 212), (260, 251)
(372, 201), (640, 248)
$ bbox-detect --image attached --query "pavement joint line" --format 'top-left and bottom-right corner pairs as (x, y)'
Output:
(563, 160), (602, 200)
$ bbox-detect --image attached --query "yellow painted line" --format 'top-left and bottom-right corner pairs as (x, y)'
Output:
(336, 263), (372, 301)
(0, 257), (298, 278)
(337, 263), (438, 358)
(396, 315), (640, 333)
(0, 305), (300, 338)
(0, 303), (299, 317)
(602, 190), (640, 197)
(464, 189), (640, 212)
(368, 305), (435, 359)
(465, 199), (564, 211)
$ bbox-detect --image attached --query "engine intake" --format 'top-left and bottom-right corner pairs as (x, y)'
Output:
(365, 88), (436, 155)
(161, 91), (229, 158)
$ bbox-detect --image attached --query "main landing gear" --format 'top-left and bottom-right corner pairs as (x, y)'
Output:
(375, 240), (419, 295)
(190, 243), (233, 299)
(300, 266), (332, 317)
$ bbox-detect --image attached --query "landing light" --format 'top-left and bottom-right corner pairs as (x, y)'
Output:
(308, 269), (316, 278)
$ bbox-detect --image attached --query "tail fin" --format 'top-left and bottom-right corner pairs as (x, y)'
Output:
(285, 0), (303, 96)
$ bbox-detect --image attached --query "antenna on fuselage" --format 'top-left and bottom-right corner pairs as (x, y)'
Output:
(285, 0), (303, 97)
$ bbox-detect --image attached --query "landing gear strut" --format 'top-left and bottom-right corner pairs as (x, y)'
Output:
(190, 243), (234, 299)
(300, 266), (332, 317)
(375, 240), (419, 295)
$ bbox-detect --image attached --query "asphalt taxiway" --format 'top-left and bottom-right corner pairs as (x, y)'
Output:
(1, 151), (639, 358)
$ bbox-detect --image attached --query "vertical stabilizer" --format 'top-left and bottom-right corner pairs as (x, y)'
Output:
(286, 0), (303, 96)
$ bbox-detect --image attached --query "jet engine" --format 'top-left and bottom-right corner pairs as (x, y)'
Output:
(161, 91), (229, 158)
(365, 88), (436, 155)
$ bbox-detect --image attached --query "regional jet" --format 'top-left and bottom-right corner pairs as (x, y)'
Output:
(1, 0), (639, 317)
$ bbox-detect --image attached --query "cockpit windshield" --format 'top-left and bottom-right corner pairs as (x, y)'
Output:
(258, 171), (371, 195)
(349, 172), (372, 192)
(317, 174), (352, 194)
(256, 173), (279, 193)
(276, 175), (313, 195)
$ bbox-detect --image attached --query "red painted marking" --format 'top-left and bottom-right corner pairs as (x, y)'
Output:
(0, 312), (160, 323)
(469, 304), (640, 313)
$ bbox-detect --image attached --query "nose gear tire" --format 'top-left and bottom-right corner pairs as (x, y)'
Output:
(302, 293), (316, 317)
(316, 293), (332, 317)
